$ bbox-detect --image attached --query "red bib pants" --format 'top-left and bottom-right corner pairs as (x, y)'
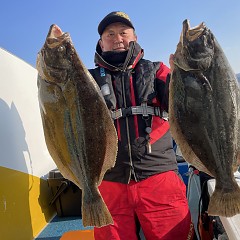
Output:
(94, 171), (194, 240)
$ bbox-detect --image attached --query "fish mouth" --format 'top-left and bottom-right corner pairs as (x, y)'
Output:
(36, 24), (71, 81)
(181, 19), (206, 43)
(48, 24), (63, 38)
(173, 19), (212, 71)
(45, 24), (70, 48)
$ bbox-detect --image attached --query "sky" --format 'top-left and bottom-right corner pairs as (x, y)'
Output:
(1, 0), (240, 73)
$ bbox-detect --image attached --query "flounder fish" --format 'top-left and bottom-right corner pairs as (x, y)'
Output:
(36, 24), (118, 227)
(169, 19), (240, 217)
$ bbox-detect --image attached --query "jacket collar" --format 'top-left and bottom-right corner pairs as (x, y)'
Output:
(94, 41), (144, 71)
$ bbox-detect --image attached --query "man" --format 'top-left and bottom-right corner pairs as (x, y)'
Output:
(89, 11), (194, 240)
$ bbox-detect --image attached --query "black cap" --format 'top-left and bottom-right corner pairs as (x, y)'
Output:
(98, 11), (135, 35)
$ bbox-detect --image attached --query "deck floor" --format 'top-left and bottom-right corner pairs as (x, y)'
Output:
(35, 215), (93, 240)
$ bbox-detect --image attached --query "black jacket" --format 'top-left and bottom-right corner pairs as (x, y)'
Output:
(90, 42), (178, 183)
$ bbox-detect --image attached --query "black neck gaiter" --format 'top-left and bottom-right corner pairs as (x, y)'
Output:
(102, 50), (128, 67)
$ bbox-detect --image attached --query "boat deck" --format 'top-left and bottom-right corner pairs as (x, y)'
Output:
(35, 215), (93, 240)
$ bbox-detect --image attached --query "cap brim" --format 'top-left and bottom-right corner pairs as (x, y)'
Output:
(98, 16), (134, 35)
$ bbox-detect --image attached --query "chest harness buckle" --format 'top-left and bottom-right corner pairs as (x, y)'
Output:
(110, 103), (162, 120)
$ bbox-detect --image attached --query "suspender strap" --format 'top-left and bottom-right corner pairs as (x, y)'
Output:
(110, 105), (162, 120)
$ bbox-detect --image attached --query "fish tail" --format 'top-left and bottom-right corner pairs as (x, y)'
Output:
(81, 188), (113, 227)
(208, 182), (240, 217)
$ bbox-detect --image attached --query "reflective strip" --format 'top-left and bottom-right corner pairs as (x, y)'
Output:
(110, 106), (162, 120)
(111, 109), (123, 120)
(141, 102), (148, 117)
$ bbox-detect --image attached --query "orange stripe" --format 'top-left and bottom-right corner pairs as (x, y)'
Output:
(60, 229), (94, 240)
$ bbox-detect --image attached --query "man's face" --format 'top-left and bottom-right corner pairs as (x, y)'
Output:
(99, 22), (137, 52)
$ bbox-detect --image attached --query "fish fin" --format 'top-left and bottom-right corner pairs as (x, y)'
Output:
(99, 117), (118, 183)
(82, 188), (113, 227)
(173, 129), (214, 176)
(208, 181), (240, 217)
(182, 147), (214, 177)
(233, 151), (240, 172)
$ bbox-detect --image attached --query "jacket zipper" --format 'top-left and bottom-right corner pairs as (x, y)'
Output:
(96, 42), (138, 182)
(121, 71), (137, 183)
(121, 42), (137, 182)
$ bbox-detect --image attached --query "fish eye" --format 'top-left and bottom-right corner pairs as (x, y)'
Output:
(58, 46), (65, 52)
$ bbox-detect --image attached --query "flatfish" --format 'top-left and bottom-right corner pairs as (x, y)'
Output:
(169, 19), (240, 217)
(36, 24), (118, 227)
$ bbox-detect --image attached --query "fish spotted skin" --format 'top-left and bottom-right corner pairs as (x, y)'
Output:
(36, 24), (118, 227)
(169, 19), (240, 217)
